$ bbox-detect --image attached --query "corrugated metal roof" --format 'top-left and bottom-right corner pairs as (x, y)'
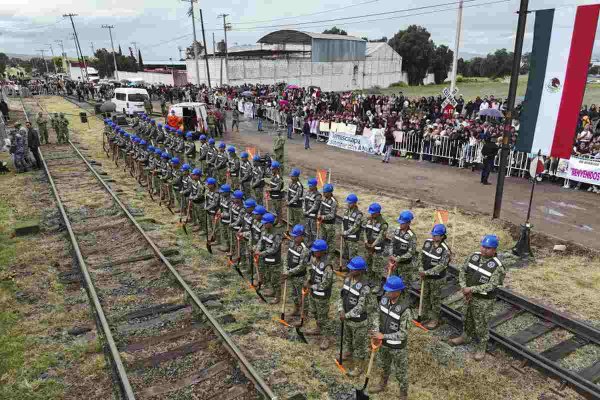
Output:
(366, 42), (386, 56)
(257, 30), (365, 45)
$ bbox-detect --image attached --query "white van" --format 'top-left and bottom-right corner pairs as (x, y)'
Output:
(112, 87), (150, 116)
(168, 102), (209, 134)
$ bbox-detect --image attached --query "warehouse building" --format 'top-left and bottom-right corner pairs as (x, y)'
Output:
(185, 29), (404, 91)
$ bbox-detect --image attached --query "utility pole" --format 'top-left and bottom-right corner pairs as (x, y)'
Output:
(90, 42), (95, 55)
(199, 8), (211, 89)
(55, 39), (66, 74)
(102, 25), (119, 81)
(69, 33), (85, 80)
(131, 41), (139, 61)
(37, 49), (49, 73)
(492, 0), (529, 219)
(218, 13), (230, 83)
(178, 46), (184, 61)
(449, 0), (463, 94)
(181, 0), (202, 86)
(63, 13), (88, 81)
(46, 43), (56, 73)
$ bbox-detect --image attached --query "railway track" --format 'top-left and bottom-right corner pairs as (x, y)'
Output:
(19, 96), (276, 400)
(50, 94), (600, 399)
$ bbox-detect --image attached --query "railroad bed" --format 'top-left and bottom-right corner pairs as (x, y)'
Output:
(20, 97), (275, 400)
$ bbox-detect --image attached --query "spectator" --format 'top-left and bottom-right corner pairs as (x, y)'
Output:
(382, 129), (395, 163)
(0, 99), (8, 122)
(480, 135), (498, 185)
(303, 118), (311, 150)
(25, 121), (41, 169)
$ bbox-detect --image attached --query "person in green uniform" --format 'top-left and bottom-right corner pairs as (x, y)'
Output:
(363, 203), (388, 298)
(286, 168), (304, 231)
(266, 161), (284, 226)
(255, 213), (283, 304)
(318, 183), (337, 259)
(389, 210), (418, 285)
(282, 224), (311, 317)
(36, 112), (49, 144)
(272, 130), (286, 173)
(342, 193), (363, 269)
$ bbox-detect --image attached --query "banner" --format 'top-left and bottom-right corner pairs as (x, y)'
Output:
(319, 121), (330, 132)
(556, 156), (600, 185)
(243, 102), (253, 118)
(327, 131), (379, 154)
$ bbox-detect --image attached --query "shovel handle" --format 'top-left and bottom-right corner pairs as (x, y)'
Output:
(365, 340), (381, 379)
(280, 279), (287, 315)
(418, 278), (425, 319)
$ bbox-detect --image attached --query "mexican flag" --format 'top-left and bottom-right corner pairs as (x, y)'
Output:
(516, 4), (600, 159)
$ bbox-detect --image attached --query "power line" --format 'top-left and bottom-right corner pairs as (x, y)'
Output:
(9, 18), (63, 32)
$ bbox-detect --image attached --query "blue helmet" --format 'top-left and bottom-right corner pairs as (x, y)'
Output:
(186, 132), (193, 138)
(158, 123), (163, 127)
(253, 205), (266, 215)
(208, 138), (215, 144)
(271, 161), (280, 169)
(253, 155), (261, 162)
(199, 134), (207, 141)
(290, 224), (305, 237)
(233, 190), (244, 199)
(140, 140), (147, 146)
(151, 119), (155, 124)
(431, 224), (447, 236)
(244, 198), (256, 209)
(368, 203), (382, 215)
(311, 239), (328, 252)
(219, 184), (231, 193)
(192, 168), (202, 176)
(218, 142), (226, 149)
(155, 148), (162, 155)
(347, 256), (367, 271)
(161, 152), (170, 159)
(289, 168), (300, 177)
(124, 133), (130, 138)
(481, 234), (499, 248)
(170, 157), (180, 165)
(261, 213), (275, 224)
(181, 163), (191, 171)
(206, 177), (217, 185)
(178, 130), (184, 136)
(240, 151), (249, 159)
(133, 137), (140, 143)
(397, 210), (414, 224)
(323, 183), (333, 193)
(227, 146), (236, 153)
(383, 276), (406, 292)
(148, 145), (155, 152)
(346, 193), (358, 204)
(307, 178), (317, 187)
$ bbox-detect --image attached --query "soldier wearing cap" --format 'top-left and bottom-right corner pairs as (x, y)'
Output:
(389, 210), (418, 285)
(184, 132), (196, 166)
(229, 190), (245, 260)
(282, 224), (311, 317)
(450, 234), (506, 361)
(239, 152), (253, 197)
(204, 177), (221, 246)
(286, 168), (304, 229)
(342, 193), (363, 268)
(197, 135), (208, 172)
(303, 178), (321, 246)
(369, 275), (412, 398)
(267, 161), (284, 226)
(214, 142), (228, 185)
(218, 184), (233, 252)
(187, 168), (206, 234)
(238, 199), (257, 275)
(363, 203), (388, 298)
(251, 155), (266, 205)
(255, 213), (283, 304)
(418, 223), (451, 330)
(205, 138), (217, 177)
(318, 183), (337, 258)
(227, 146), (241, 190)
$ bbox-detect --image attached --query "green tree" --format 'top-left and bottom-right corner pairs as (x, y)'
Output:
(322, 26), (347, 35)
(51, 56), (64, 73)
(138, 49), (144, 69)
(430, 44), (453, 84)
(0, 52), (8, 77)
(388, 25), (434, 85)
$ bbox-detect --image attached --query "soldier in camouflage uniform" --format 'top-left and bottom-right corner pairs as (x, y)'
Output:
(250, 205), (266, 285)
(318, 183), (337, 259)
(286, 168), (304, 231)
(58, 113), (69, 144)
(389, 210), (418, 287)
(169, 157), (183, 208)
(238, 199), (257, 276)
(50, 113), (60, 142)
(418, 224), (450, 330)
(227, 146), (241, 190)
(205, 138), (218, 178)
(450, 234), (506, 361)
(239, 152), (253, 197)
(303, 178), (321, 246)
(341, 193), (363, 269)
(303, 239), (334, 350)
(266, 161), (284, 226)
(197, 135), (208, 173)
(272, 130), (286, 173)
(251, 155), (265, 205)
(282, 224), (311, 316)
(369, 275), (411, 399)
(218, 184), (232, 253)
(255, 213), (283, 304)
(363, 203), (388, 298)
(204, 177), (222, 246)
(229, 190), (245, 260)
(184, 132), (196, 166)
(185, 168), (207, 234)
(337, 256), (372, 377)
(213, 142), (228, 185)
(36, 112), (49, 144)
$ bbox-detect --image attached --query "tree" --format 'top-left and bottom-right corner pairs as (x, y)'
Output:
(138, 49), (144, 69)
(185, 41), (204, 59)
(89, 48), (138, 78)
(322, 26), (347, 35)
(589, 64), (600, 75)
(430, 44), (453, 84)
(51, 56), (64, 73)
(388, 25), (434, 85)
(520, 52), (530, 75)
(0, 52), (8, 77)
(118, 45), (123, 56)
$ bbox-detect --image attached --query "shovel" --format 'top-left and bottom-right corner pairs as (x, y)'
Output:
(206, 213), (220, 253)
(334, 320), (347, 374)
(294, 288), (308, 344)
(147, 172), (155, 201)
(205, 213), (213, 254)
(180, 199), (192, 235)
(252, 253), (268, 303)
(412, 278), (429, 331)
(355, 340), (381, 400)
(274, 279), (290, 327)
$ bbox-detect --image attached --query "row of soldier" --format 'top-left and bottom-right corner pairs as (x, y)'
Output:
(35, 111), (70, 145)
(102, 117), (508, 399)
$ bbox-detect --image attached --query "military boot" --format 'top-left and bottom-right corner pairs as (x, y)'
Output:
(473, 351), (486, 361)
(425, 319), (440, 330)
(303, 325), (320, 336)
(368, 376), (388, 394)
(449, 334), (471, 346)
(347, 360), (366, 377)
(268, 297), (280, 305)
(319, 337), (330, 350)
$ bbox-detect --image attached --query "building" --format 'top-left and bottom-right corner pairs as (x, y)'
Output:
(185, 29), (404, 91)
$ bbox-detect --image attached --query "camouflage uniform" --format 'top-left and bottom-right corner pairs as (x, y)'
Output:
(58, 113), (69, 144)
(229, 200), (244, 261)
(391, 227), (418, 286)
(457, 252), (506, 352)
(337, 276), (371, 362)
(188, 176), (207, 234)
(284, 239), (311, 308)
(239, 158), (253, 197)
(251, 161), (265, 205)
(305, 254), (334, 335)
(184, 136), (196, 166)
(267, 171), (284, 224)
(342, 205), (363, 264)
(227, 153), (241, 190)
(363, 215), (388, 295)
(303, 188), (322, 245)
(36, 113), (49, 144)
(286, 178), (304, 228)
(419, 239), (451, 322)
(204, 187), (221, 245)
(239, 208), (256, 276)
(318, 195), (338, 258)
(214, 149), (228, 185)
(255, 226), (283, 299)
(50, 114), (60, 142)
(272, 133), (286, 173)
(197, 141), (209, 172)
(219, 192), (232, 252)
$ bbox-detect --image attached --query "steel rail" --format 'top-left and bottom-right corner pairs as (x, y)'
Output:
(45, 95), (277, 399)
(19, 97), (137, 400)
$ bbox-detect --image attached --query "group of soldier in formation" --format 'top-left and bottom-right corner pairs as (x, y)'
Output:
(35, 111), (71, 145)
(101, 113), (507, 399)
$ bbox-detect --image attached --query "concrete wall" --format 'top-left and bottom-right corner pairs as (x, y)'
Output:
(116, 71), (175, 85)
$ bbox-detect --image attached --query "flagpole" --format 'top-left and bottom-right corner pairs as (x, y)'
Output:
(493, 0), (529, 219)
(513, 149), (540, 258)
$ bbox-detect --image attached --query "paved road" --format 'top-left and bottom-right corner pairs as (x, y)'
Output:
(225, 115), (599, 251)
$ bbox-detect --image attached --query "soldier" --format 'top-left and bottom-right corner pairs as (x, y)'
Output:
(272, 130), (285, 172)
(197, 135), (208, 172)
(238, 199), (257, 275)
(206, 138), (218, 178)
(58, 113), (69, 143)
(9, 124), (27, 173)
(363, 203), (388, 298)
(161, 97), (168, 118)
(251, 154), (265, 205)
(184, 132), (196, 166)
(389, 210), (418, 286)
(227, 146), (241, 190)
(218, 184), (232, 252)
(369, 276), (411, 399)
(303, 178), (321, 246)
(267, 161), (284, 226)
(229, 190), (245, 259)
(144, 97), (153, 115)
(153, 149), (167, 195)
(204, 177), (221, 246)
(156, 123), (166, 145)
(239, 152), (253, 197)
(450, 234), (506, 361)
(286, 168), (304, 230)
(169, 157), (183, 208)
(303, 239), (334, 350)
(175, 130), (185, 161)
(50, 113), (60, 142)
(418, 224), (451, 330)
(231, 107), (240, 132)
(318, 183), (337, 258)
(188, 168), (207, 234)
(255, 213), (283, 304)
(214, 142), (228, 185)
(282, 224), (311, 317)
(342, 193), (363, 268)
(36, 112), (49, 145)
(338, 256), (372, 376)
(207, 111), (217, 137)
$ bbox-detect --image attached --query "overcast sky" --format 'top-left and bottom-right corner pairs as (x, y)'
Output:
(1, 0), (599, 62)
